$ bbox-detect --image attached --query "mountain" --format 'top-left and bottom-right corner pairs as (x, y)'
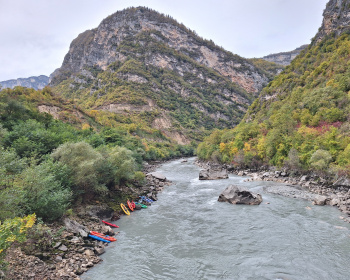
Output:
(50, 7), (276, 143)
(198, 0), (350, 174)
(261, 45), (308, 66)
(0, 75), (49, 90)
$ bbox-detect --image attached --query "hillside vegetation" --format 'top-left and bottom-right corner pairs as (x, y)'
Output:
(0, 86), (194, 223)
(198, 32), (350, 177)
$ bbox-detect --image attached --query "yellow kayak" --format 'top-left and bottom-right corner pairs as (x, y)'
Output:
(120, 203), (130, 215)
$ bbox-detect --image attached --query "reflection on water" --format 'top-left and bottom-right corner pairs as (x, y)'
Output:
(83, 158), (350, 280)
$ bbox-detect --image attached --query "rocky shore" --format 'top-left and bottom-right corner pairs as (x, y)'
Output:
(3, 165), (171, 280)
(196, 160), (350, 223)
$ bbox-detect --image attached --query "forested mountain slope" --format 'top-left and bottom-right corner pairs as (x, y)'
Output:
(50, 7), (276, 143)
(198, 0), (350, 176)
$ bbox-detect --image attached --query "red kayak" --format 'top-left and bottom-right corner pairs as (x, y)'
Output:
(102, 220), (119, 228)
(127, 200), (134, 211)
(131, 201), (136, 208)
(90, 231), (117, 242)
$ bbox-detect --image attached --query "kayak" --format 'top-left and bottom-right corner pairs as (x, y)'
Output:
(90, 231), (117, 242)
(88, 234), (111, 243)
(131, 201), (136, 209)
(140, 196), (154, 203)
(102, 220), (119, 228)
(135, 202), (147, 208)
(120, 203), (130, 215)
(127, 200), (134, 211)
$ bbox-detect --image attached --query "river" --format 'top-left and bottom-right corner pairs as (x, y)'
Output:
(82, 158), (350, 280)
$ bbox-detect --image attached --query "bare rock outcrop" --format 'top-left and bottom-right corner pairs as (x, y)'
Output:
(313, 0), (350, 43)
(218, 185), (262, 205)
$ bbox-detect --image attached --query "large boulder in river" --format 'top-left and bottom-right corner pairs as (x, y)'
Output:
(199, 168), (228, 180)
(218, 185), (262, 205)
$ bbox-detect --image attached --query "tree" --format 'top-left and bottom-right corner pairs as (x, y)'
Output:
(0, 148), (27, 188)
(51, 142), (108, 198)
(284, 148), (302, 171)
(20, 160), (71, 222)
(310, 149), (332, 171)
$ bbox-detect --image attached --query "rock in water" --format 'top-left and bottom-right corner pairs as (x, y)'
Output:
(312, 195), (328, 206)
(199, 169), (228, 180)
(218, 185), (262, 205)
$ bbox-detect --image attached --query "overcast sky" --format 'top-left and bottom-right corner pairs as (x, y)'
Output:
(0, 0), (328, 81)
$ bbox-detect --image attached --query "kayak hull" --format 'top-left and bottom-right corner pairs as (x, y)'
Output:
(120, 203), (130, 215)
(89, 234), (111, 243)
(102, 220), (119, 228)
(90, 231), (117, 242)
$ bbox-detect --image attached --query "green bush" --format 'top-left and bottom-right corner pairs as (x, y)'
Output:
(21, 160), (72, 222)
(51, 142), (108, 197)
(310, 149), (332, 171)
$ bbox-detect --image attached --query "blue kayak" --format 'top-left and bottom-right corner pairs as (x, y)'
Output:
(140, 196), (154, 203)
(89, 234), (111, 243)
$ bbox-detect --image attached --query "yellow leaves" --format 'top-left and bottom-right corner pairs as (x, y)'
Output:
(1, 214), (36, 255)
(89, 110), (99, 117)
(243, 142), (251, 153)
(6, 236), (16, 242)
(230, 147), (238, 156)
(257, 137), (266, 159)
(219, 143), (226, 153)
(24, 214), (36, 229)
(82, 123), (91, 130)
(326, 79), (339, 88)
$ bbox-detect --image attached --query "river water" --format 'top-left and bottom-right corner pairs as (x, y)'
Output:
(83, 158), (350, 280)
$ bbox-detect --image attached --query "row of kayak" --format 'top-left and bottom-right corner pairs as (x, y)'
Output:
(88, 197), (154, 243)
(120, 197), (153, 215)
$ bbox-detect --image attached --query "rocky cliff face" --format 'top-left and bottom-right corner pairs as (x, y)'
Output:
(261, 45), (308, 66)
(50, 7), (275, 143)
(1, 75), (49, 90)
(313, 0), (350, 43)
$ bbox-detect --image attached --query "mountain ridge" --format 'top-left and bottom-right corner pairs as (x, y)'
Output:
(49, 6), (278, 143)
(0, 75), (49, 90)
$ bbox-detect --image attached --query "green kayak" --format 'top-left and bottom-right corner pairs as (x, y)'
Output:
(135, 202), (147, 208)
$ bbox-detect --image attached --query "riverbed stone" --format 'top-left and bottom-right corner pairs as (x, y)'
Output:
(312, 195), (328, 206)
(58, 245), (68, 252)
(333, 177), (350, 188)
(148, 172), (166, 181)
(199, 168), (228, 180)
(94, 247), (105, 256)
(84, 249), (94, 257)
(64, 218), (89, 237)
(218, 185), (262, 205)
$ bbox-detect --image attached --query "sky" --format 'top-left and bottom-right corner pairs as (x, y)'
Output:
(0, 0), (329, 81)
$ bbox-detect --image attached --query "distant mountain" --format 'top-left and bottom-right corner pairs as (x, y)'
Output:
(50, 7), (276, 143)
(261, 45), (308, 66)
(0, 75), (49, 90)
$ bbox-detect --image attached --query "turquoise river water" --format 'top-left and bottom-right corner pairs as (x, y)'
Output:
(82, 158), (350, 280)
